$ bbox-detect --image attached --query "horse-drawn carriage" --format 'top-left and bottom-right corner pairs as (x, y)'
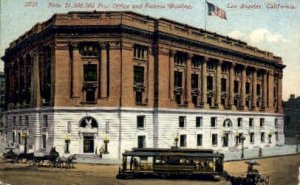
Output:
(2, 147), (77, 168)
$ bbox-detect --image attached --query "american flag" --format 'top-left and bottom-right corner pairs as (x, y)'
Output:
(207, 2), (227, 20)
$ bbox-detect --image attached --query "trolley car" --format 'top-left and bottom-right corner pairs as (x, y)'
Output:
(117, 148), (224, 179)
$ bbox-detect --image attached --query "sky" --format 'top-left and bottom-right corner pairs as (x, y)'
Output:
(0, 0), (299, 100)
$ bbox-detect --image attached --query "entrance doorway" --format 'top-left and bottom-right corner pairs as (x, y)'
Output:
(83, 136), (94, 153)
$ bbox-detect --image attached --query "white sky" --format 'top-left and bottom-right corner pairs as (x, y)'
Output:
(0, 0), (299, 100)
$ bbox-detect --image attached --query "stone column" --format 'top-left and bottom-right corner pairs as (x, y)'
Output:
(215, 60), (222, 108)
(267, 70), (274, 112)
(251, 69), (257, 110)
(169, 50), (175, 100)
(200, 56), (208, 108)
(277, 73), (283, 113)
(186, 53), (192, 106)
(100, 43), (108, 98)
(229, 63), (235, 109)
(261, 71), (267, 110)
(70, 43), (80, 98)
(31, 51), (41, 107)
(240, 65), (246, 109)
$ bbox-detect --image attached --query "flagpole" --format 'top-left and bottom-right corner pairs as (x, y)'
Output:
(204, 0), (207, 30)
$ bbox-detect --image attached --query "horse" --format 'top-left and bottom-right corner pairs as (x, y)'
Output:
(56, 154), (77, 168)
(33, 147), (59, 167)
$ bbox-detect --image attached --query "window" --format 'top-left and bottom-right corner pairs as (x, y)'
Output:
(223, 133), (229, 147)
(19, 116), (22, 125)
(12, 132), (15, 143)
(275, 132), (278, 142)
(250, 132), (255, 143)
(192, 57), (201, 68)
(238, 133), (243, 144)
(257, 84), (261, 96)
(43, 115), (48, 128)
(260, 118), (265, 127)
(134, 66), (144, 84)
(174, 53), (186, 65)
(207, 76), (213, 91)
(179, 116), (186, 128)
(175, 94), (181, 104)
(261, 132), (265, 143)
(274, 118), (278, 128)
(13, 116), (16, 126)
(42, 135), (47, 149)
(174, 71), (182, 87)
(211, 117), (217, 127)
(249, 118), (254, 127)
(137, 136), (146, 148)
(196, 117), (202, 127)
(268, 134), (272, 143)
(25, 116), (29, 126)
(18, 132), (21, 144)
(135, 91), (143, 104)
(137, 116), (145, 128)
(246, 82), (250, 94)
(221, 78), (226, 92)
(105, 121), (109, 134)
(237, 118), (243, 127)
(134, 45), (147, 59)
(86, 88), (95, 102)
(212, 134), (218, 146)
(192, 95), (198, 106)
(197, 134), (202, 146)
(180, 134), (187, 147)
(84, 64), (97, 81)
(191, 74), (198, 89)
(234, 80), (239, 93)
(67, 121), (72, 133)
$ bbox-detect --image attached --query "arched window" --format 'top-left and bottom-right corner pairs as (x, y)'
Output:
(80, 116), (98, 128)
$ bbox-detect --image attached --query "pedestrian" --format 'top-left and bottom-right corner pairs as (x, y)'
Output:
(258, 147), (262, 157)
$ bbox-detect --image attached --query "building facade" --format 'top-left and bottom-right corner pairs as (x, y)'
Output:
(283, 94), (300, 144)
(1, 11), (285, 159)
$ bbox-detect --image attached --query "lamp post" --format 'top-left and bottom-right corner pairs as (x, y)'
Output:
(21, 130), (29, 154)
(64, 135), (71, 154)
(240, 135), (245, 159)
(103, 136), (109, 154)
(174, 134), (179, 148)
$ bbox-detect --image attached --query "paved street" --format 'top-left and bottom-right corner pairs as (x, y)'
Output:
(0, 154), (299, 185)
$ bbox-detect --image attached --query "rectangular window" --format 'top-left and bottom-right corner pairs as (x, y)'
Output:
(180, 134), (187, 147)
(207, 76), (213, 91)
(175, 94), (181, 104)
(212, 134), (218, 146)
(18, 132), (21, 144)
(137, 136), (146, 148)
(179, 116), (186, 128)
(191, 74), (198, 89)
(237, 118), (242, 127)
(25, 116), (29, 126)
(13, 116), (16, 126)
(261, 132), (265, 143)
(84, 64), (97, 81)
(135, 91), (142, 104)
(211, 117), (217, 127)
(42, 135), (47, 149)
(43, 115), (48, 128)
(260, 118), (265, 127)
(196, 117), (202, 127)
(223, 133), (229, 147)
(137, 116), (145, 128)
(134, 66), (144, 84)
(249, 118), (254, 127)
(274, 118), (278, 128)
(234, 80), (239, 93)
(197, 134), (203, 146)
(246, 82), (250, 94)
(174, 71), (182, 87)
(275, 132), (278, 142)
(19, 116), (22, 125)
(257, 84), (261, 96)
(221, 78), (226, 92)
(250, 132), (255, 143)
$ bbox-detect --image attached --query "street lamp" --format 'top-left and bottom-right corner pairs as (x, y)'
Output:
(21, 130), (29, 154)
(240, 134), (246, 159)
(103, 135), (109, 154)
(64, 135), (71, 154)
(174, 133), (179, 148)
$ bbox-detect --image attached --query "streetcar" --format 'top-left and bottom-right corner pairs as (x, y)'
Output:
(116, 147), (224, 179)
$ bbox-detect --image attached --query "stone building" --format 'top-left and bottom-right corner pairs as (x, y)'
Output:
(0, 72), (5, 137)
(283, 94), (300, 144)
(1, 11), (285, 159)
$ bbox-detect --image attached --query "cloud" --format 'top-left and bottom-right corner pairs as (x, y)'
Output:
(248, 28), (286, 44)
(228, 28), (286, 45)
